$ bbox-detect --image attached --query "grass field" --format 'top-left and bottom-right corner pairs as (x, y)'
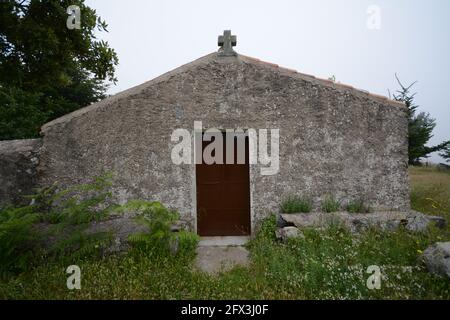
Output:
(410, 166), (450, 221)
(0, 166), (449, 300)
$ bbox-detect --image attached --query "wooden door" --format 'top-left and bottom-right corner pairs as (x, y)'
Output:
(196, 132), (251, 236)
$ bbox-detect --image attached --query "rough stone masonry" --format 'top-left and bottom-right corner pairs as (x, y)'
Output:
(0, 31), (409, 234)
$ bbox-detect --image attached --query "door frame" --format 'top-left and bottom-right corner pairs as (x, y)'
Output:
(192, 129), (252, 236)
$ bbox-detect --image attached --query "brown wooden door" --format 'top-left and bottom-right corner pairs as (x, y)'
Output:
(196, 132), (251, 236)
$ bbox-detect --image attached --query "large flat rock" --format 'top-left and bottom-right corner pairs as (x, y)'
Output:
(278, 211), (446, 233)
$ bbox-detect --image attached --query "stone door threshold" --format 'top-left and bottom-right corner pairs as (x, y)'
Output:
(198, 236), (250, 247)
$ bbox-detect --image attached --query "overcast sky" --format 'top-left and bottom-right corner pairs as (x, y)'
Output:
(86, 0), (449, 162)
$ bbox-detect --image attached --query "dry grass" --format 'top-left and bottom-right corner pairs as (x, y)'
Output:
(409, 166), (450, 221)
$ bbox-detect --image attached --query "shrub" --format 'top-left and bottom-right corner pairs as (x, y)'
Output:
(38, 173), (117, 225)
(173, 231), (200, 258)
(280, 195), (312, 213)
(0, 205), (41, 276)
(346, 199), (371, 213)
(121, 200), (199, 257)
(0, 174), (116, 276)
(0, 175), (201, 282)
(321, 196), (341, 213)
(251, 214), (277, 243)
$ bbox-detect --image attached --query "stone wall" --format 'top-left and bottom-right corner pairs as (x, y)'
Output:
(0, 139), (41, 207)
(38, 53), (410, 232)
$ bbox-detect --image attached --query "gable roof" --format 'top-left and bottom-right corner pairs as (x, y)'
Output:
(41, 52), (405, 134)
(238, 54), (405, 108)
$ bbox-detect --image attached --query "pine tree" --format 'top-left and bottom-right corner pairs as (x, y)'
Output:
(392, 74), (449, 165)
(440, 147), (450, 163)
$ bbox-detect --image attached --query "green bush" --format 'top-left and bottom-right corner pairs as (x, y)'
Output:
(0, 173), (200, 277)
(321, 196), (341, 213)
(0, 205), (41, 276)
(346, 199), (371, 213)
(119, 200), (199, 257)
(281, 195), (312, 213)
(39, 173), (117, 225)
(0, 174), (116, 276)
(173, 231), (200, 258)
(252, 214), (277, 243)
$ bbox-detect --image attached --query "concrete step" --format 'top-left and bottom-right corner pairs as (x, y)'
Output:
(198, 236), (250, 247)
(194, 245), (250, 274)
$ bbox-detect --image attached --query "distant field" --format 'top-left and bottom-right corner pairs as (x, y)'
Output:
(409, 166), (450, 221)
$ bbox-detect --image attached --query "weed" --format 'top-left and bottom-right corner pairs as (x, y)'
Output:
(281, 195), (312, 213)
(0, 174), (116, 276)
(117, 200), (198, 257)
(346, 199), (371, 213)
(321, 195), (341, 213)
(1, 167), (449, 299)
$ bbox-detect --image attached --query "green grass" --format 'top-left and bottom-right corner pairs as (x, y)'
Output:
(409, 166), (450, 221)
(346, 199), (371, 214)
(0, 166), (449, 299)
(1, 216), (448, 299)
(281, 195), (312, 213)
(321, 196), (341, 213)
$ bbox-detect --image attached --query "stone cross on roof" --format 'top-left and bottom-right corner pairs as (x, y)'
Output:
(218, 30), (237, 56)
